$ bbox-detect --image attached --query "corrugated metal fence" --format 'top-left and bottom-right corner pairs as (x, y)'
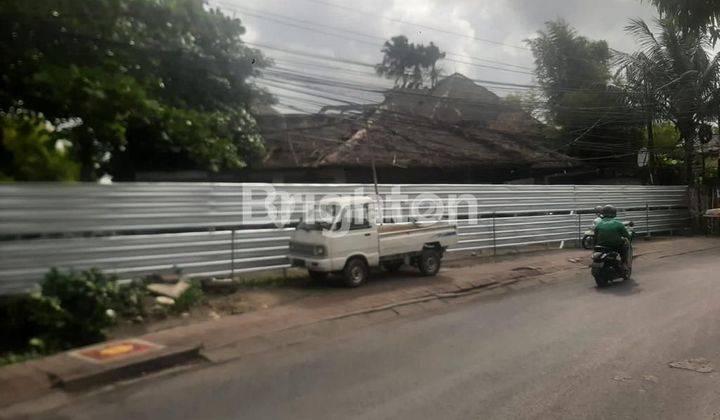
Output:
(0, 183), (689, 294)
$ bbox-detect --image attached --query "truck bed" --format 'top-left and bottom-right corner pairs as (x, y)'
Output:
(378, 222), (457, 257)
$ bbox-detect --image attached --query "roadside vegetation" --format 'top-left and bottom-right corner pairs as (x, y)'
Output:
(519, 10), (720, 186)
(0, 268), (204, 365)
(2, 0), (718, 185)
(0, 0), (272, 182)
(0, 265), (319, 365)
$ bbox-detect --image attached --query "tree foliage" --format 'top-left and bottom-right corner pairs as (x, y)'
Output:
(0, 0), (272, 180)
(375, 36), (446, 89)
(526, 19), (643, 164)
(646, 0), (720, 40)
(503, 89), (544, 121)
(0, 109), (80, 181)
(621, 18), (720, 182)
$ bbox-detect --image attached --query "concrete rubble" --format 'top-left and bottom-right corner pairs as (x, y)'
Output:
(147, 280), (190, 299)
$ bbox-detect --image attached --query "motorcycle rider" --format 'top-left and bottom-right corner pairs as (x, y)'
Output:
(594, 205), (632, 271)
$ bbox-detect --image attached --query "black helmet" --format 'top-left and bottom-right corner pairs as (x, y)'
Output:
(600, 205), (617, 218)
(594, 205), (603, 216)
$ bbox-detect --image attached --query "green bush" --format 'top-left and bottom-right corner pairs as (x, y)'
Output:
(171, 280), (204, 314)
(40, 268), (120, 346)
(0, 268), (147, 362)
(0, 293), (65, 355)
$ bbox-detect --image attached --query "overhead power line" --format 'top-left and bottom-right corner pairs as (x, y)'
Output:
(261, 65), (655, 115)
(297, 0), (532, 51)
(247, 41), (664, 102)
(215, 1), (535, 75)
(222, 2), (533, 70)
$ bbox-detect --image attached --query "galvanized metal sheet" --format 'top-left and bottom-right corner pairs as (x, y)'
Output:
(0, 183), (689, 294)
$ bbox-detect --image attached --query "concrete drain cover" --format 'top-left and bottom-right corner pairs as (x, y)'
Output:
(70, 339), (163, 364)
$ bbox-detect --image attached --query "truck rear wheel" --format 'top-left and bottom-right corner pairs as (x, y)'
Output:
(343, 258), (368, 287)
(418, 250), (441, 276)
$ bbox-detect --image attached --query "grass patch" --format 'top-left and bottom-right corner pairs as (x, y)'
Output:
(234, 269), (311, 288)
(170, 280), (204, 314)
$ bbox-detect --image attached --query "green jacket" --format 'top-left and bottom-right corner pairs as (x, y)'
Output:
(594, 217), (631, 250)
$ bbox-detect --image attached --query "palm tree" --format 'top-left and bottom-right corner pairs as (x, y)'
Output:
(645, 0), (720, 41)
(409, 45), (424, 89)
(615, 50), (664, 182)
(421, 42), (446, 88)
(621, 18), (720, 183)
(375, 36), (413, 88)
(376, 37), (446, 89)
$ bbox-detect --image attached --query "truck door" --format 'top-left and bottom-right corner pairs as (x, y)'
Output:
(335, 203), (379, 266)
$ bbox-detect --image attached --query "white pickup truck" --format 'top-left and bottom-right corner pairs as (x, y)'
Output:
(288, 196), (458, 287)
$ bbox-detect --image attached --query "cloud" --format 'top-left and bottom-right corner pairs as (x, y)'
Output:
(214, 0), (659, 112)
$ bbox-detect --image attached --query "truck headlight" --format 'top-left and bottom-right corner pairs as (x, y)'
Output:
(313, 245), (326, 256)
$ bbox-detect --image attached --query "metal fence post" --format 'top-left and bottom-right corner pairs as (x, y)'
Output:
(492, 212), (497, 257)
(577, 212), (582, 248)
(230, 228), (236, 279)
(645, 202), (650, 238)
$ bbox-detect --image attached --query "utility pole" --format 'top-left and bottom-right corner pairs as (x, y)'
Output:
(365, 118), (380, 199)
(364, 116), (382, 237)
(644, 73), (655, 185)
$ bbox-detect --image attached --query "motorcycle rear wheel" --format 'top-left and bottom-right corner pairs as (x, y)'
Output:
(592, 267), (610, 288)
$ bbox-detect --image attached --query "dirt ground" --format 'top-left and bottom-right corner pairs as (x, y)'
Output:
(107, 236), (688, 341)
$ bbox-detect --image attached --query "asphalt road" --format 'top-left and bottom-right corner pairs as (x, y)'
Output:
(33, 244), (720, 420)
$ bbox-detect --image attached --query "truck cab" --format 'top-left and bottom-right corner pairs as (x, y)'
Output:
(289, 196), (458, 287)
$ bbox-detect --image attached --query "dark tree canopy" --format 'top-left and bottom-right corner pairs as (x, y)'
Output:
(0, 0), (273, 180)
(647, 0), (720, 39)
(526, 19), (643, 165)
(526, 19), (612, 114)
(375, 36), (446, 89)
(621, 18), (720, 183)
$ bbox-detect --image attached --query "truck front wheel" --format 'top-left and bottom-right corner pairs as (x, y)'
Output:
(418, 250), (441, 276)
(343, 258), (368, 287)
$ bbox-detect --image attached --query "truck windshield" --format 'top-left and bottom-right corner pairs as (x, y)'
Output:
(297, 204), (340, 230)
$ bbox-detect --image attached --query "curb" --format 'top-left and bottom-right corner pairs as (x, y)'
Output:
(303, 281), (505, 324)
(54, 345), (203, 391)
(312, 262), (584, 326)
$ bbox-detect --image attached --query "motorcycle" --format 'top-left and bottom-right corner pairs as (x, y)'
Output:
(581, 227), (595, 249)
(581, 216), (603, 250)
(590, 221), (635, 287)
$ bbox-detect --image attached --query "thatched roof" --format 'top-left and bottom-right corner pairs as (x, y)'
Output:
(258, 73), (575, 171)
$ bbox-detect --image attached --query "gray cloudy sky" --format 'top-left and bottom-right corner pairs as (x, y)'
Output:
(209, 0), (659, 112)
